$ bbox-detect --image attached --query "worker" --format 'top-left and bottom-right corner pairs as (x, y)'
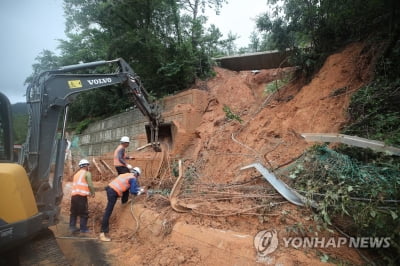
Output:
(113, 136), (133, 175)
(70, 159), (95, 233)
(99, 167), (145, 242)
(113, 136), (134, 205)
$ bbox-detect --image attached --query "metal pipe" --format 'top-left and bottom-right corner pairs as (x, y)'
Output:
(58, 60), (109, 72)
(61, 105), (69, 140)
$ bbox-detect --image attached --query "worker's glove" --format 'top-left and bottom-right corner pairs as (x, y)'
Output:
(137, 187), (145, 195)
(127, 164), (133, 169)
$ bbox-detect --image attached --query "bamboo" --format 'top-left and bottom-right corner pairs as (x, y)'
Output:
(100, 159), (116, 175)
(92, 158), (103, 178)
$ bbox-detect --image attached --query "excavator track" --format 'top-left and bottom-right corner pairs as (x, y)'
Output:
(18, 229), (70, 265)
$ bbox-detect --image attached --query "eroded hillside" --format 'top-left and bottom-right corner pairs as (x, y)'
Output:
(57, 42), (374, 265)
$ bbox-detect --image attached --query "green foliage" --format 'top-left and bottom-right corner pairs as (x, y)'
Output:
(344, 41), (400, 146)
(68, 87), (130, 123)
(289, 145), (400, 262)
(12, 114), (28, 144)
(25, 50), (61, 85)
(264, 71), (293, 94)
(74, 118), (95, 135)
(265, 80), (284, 94)
(223, 105), (243, 123)
(257, 0), (400, 76)
(61, 0), (227, 98)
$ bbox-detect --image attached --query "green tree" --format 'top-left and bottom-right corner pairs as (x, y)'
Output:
(248, 31), (260, 52)
(256, 0), (400, 75)
(26, 0), (233, 124)
(24, 50), (61, 85)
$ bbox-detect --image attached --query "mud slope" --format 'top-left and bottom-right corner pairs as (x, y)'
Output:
(58, 42), (373, 265)
(183, 42), (370, 185)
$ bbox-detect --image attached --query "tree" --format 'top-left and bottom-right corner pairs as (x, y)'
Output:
(60, 0), (230, 95)
(248, 31), (260, 52)
(256, 0), (400, 75)
(24, 50), (61, 85)
(26, 0), (232, 123)
(221, 31), (237, 55)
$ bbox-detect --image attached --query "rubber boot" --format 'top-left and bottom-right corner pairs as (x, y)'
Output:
(69, 215), (79, 233)
(80, 216), (90, 233)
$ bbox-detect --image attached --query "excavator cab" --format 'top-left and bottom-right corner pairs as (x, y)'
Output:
(0, 92), (42, 252)
(0, 92), (13, 162)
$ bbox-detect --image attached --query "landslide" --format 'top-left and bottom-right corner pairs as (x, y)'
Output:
(184, 42), (369, 183)
(58, 41), (374, 265)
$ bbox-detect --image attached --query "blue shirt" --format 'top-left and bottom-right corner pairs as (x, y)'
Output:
(128, 177), (140, 195)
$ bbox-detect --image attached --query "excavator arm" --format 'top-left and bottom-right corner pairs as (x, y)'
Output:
(24, 58), (162, 214)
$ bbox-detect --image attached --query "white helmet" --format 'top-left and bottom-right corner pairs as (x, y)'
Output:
(120, 136), (130, 143)
(132, 167), (141, 176)
(79, 159), (90, 167)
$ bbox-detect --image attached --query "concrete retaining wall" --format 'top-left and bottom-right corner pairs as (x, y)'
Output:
(77, 89), (208, 156)
(214, 49), (293, 71)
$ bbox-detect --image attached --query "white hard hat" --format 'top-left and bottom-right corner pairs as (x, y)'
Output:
(132, 167), (141, 176)
(120, 136), (130, 143)
(79, 159), (90, 167)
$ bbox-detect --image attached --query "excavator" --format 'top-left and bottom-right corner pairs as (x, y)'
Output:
(0, 58), (167, 259)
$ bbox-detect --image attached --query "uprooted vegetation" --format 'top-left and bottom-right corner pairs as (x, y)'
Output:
(287, 145), (400, 263)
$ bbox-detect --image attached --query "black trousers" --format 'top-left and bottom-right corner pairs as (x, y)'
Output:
(70, 195), (88, 218)
(115, 166), (129, 174)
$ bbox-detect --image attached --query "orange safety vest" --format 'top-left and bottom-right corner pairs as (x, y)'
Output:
(113, 145), (126, 166)
(109, 173), (135, 196)
(71, 169), (90, 196)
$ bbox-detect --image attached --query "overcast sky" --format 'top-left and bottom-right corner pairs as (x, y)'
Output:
(0, 0), (268, 104)
(0, 0), (65, 104)
(207, 1), (268, 47)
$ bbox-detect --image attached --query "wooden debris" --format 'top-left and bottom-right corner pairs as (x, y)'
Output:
(92, 158), (103, 179)
(100, 159), (116, 175)
(169, 160), (191, 213)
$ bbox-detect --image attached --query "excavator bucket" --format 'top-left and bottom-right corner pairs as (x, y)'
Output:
(145, 122), (173, 151)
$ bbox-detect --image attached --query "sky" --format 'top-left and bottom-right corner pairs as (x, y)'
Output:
(0, 0), (268, 104)
(206, 1), (269, 47)
(0, 0), (66, 104)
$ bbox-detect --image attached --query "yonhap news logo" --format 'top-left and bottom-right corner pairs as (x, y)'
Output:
(282, 236), (391, 249)
(254, 229), (391, 256)
(254, 229), (279, 256)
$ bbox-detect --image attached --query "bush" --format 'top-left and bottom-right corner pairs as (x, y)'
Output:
(289, 145), (400, 263)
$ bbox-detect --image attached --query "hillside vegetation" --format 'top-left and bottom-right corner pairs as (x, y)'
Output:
(11, 103), (27, 144)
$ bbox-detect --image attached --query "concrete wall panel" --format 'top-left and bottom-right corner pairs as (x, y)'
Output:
(77, 89), (208, 156)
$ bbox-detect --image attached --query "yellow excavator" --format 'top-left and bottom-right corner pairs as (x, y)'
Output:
(0, 58), (168, 258)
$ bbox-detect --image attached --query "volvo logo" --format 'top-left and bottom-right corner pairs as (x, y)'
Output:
(87, 78), (112, 85)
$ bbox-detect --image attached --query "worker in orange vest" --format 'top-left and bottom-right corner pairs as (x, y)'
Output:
(70, 159), (95, 233)
(99, 167), (145, 242)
